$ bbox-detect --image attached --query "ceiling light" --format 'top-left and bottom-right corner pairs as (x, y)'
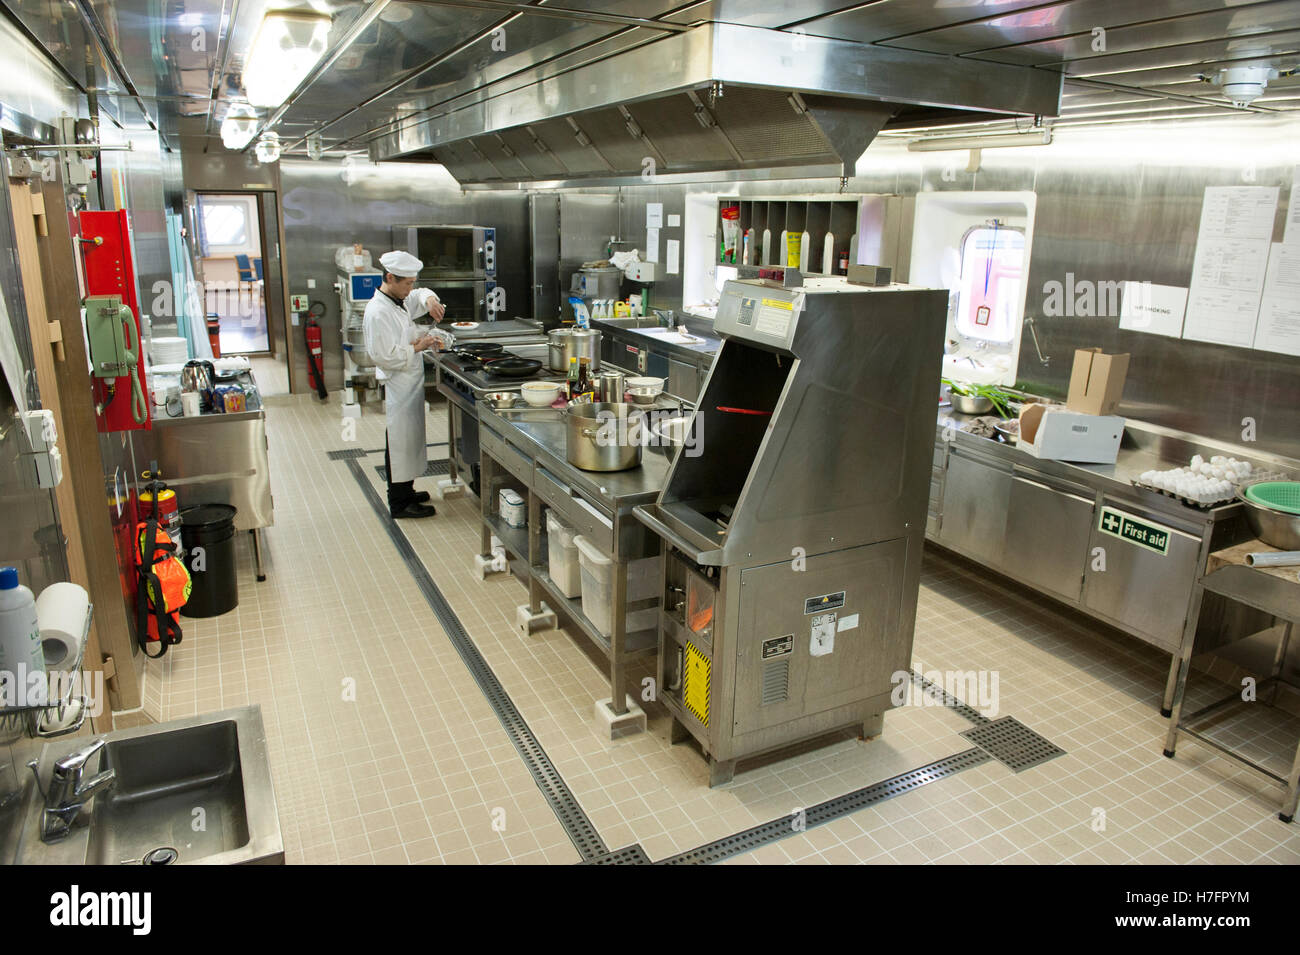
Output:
(220, 104), (259, 150)
(907, 128), (1053, 152)
(254, 131), (281, 164)
(243, 11), (332, 108)
(306, 133), (323, 161)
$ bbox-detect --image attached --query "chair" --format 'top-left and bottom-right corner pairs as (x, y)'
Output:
(234, 253), (256, 291)
(252, 258), (263, 282)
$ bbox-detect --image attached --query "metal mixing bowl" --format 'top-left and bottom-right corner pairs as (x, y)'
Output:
(1238, 490), (1300, 550)
(484, 391), (517, 410)
(951, 394), (994, 415)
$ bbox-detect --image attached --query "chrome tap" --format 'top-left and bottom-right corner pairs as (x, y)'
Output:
(27, 737), (116, 842)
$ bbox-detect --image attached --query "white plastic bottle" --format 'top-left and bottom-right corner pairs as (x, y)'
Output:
(0, 566), (46, 707)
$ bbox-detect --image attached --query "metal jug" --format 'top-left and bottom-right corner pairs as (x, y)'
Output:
(181, 360), (216, 412)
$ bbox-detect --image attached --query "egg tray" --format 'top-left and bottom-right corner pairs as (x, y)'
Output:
(1131, 469), (1296, 511)
(1129, 479), (1234, 510)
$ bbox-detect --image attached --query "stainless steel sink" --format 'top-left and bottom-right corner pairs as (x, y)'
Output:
(14, 705), (282, 865)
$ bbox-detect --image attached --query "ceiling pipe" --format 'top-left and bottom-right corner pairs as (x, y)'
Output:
(204, 0), (242, 136)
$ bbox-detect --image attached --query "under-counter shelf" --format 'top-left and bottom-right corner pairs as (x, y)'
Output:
(531, 568), (658, 659)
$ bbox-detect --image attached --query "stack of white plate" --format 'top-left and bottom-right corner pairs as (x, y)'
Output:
(151, 336), (189, 366)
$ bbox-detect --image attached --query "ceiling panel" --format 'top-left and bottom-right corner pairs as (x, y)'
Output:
(1062, 29), (1300, 81)
(317, 21), (668, 150)
(960, 2), (1300, 68)
(662, 0), (868, 29)
(276, 3), (504, 123)
(870, 0), (1264, 56)
(796, 0), (1050, 46)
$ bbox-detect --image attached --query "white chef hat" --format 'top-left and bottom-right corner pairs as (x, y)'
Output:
(379, 250), (423, 277)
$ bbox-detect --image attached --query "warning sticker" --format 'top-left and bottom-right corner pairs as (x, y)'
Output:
(683, 641), (711, 727)
(755, 297), (794, 338)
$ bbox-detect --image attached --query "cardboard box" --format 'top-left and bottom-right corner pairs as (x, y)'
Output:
(1019, 404), (1125, 464)
(1067, 348), (1129, 416)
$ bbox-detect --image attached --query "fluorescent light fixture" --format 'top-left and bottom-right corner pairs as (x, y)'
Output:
(907, 128), (1053, 152)
(220, 104), (259, 150)
(243, 11), (331, 108)
(254, 131), (281, 164)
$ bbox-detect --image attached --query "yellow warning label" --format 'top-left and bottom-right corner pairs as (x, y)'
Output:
(683, 641), (711, 727)
(760, 298), (793, 310)
(785, 232), (802, 267)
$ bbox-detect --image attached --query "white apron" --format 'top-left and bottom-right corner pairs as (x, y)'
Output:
(363, 290), (429, 483)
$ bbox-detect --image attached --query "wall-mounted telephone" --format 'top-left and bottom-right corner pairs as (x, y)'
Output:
(84, 294), (147, 424)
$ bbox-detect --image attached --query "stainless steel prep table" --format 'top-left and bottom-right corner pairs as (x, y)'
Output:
(1163, 541), (1300, 822)
(475, 402), (673, 728)
(928, 409), (1298, 711)
(131, 406), (273, 581)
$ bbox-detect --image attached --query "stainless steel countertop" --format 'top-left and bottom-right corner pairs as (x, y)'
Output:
(590, 313), (722, 365)
(936, 406), (1299, 524)
(478, 403), (675, 511)
(150, 408), (266, 426)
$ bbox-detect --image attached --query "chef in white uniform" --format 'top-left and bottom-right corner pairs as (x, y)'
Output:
(364, 250), (446, 518)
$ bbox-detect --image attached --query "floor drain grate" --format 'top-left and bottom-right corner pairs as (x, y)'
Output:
(657, 748), (992, 865)
(910, 670), (990, 725)
(326, 448), (370, 460)
(377, 458), (450, 482)
(346, 458), (607, 862)
(959, 716), (1065, 773)
(584, 844), (651, 865)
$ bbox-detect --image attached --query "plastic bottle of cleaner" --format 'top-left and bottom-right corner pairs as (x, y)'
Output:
(0, 566), (46, 707)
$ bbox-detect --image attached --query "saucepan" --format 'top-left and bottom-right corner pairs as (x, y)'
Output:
(565, 402), (644, 472)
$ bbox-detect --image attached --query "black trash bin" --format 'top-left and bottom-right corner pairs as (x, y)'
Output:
(180, 504), (239, 618)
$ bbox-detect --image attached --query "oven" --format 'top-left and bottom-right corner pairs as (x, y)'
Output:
(421, 279), (492, 324)
(396, 225), (496, 279)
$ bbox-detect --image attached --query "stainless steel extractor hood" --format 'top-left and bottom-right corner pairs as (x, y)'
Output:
(368, 22), (1062, 184)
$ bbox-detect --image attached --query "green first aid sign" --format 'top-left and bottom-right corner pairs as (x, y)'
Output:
(1098, 506), (1172, 556)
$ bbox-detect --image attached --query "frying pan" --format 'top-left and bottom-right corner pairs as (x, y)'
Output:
(484, 356), (543, 378)
(456, 341), (505, 358)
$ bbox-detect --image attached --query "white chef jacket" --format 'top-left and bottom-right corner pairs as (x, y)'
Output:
(364, 289), (432, 483)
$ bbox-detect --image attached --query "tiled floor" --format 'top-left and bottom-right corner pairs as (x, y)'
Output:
(140, 392), (1300, 864)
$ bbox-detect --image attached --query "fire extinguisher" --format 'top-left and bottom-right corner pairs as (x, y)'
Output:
(304, 301), (327, 399)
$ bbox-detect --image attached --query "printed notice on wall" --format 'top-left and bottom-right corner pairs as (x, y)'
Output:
(645, 203), (663, 229)
(666, 239), (680, 275)
(645, 227), (659, 263)
(1286, 166), (1300, 245)
(1118, 282), (1187, 338)
(1182, 185), (1278, 348)
(1253, 243), (1300, 357)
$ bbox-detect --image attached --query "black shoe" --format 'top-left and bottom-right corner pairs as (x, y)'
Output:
(391, 501), (437, 519)
(414, 490), (432, 504)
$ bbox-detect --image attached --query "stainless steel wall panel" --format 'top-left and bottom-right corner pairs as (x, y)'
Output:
(279, 158), (528, 391)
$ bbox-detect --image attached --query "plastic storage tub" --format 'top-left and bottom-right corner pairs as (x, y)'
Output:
(545, 510), (582, 599)
(573, 535), (658, 640)
(499, 489), (525, 528)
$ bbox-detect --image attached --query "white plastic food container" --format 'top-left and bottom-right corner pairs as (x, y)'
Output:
(573, 535), (658, 640)
(545, 510), (582, 598)
(499, 489), (526, 528)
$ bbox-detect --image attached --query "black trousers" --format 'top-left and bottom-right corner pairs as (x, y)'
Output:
(384, 431), (417, 512)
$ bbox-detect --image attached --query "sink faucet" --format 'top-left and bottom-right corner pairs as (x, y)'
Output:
(27, 738), (116, 842)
